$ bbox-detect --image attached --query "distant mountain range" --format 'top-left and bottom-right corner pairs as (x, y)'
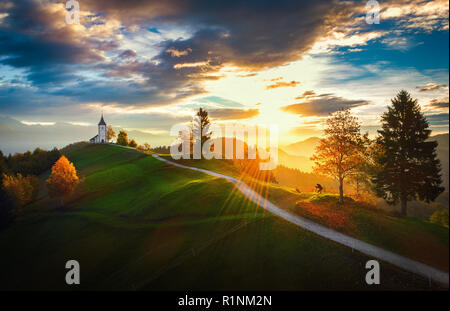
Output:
(0, 116), (448, 189)
(282, 137), (321, 158)
(279, 134), (449, 189)
(0, 116), (169, 155)
(277, 149), (314, 172)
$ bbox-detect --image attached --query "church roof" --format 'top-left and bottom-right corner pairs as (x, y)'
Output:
(98, 114), (106, 126)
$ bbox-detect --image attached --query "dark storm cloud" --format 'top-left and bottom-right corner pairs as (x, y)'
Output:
(0, 0), (109, 89)
(146, 0), (346, 70)
(0, 0), (363, 111)
(208, 108), (259, 120)
(0, 1), (105, 64)
(280, 93), (370, 116)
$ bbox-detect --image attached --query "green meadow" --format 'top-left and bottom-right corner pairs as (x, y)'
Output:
(0, 144), (446, 290)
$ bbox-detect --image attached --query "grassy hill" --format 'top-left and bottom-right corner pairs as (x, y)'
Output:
(167, 155), (449, 272)
(0, 144), (447, 290)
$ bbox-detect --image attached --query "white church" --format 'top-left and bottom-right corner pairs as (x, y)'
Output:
(89, 114), (107, 144)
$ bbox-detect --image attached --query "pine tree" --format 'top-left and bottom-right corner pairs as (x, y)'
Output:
(374, 90), (444, 216)
(194, 108), (211, 148)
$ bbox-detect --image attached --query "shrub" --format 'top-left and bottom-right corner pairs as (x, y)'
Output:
(430, 209), (449, 227)
(128, 139), (137, 148)
(308, 193), (355, 204)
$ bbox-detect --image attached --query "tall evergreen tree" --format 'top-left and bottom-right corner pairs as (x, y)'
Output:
(195, 108), (211, 147)
(374, 90), (444, 216)
(191, 108), (212, 158)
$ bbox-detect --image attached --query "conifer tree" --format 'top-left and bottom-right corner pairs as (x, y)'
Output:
(374, 90), (444, 216)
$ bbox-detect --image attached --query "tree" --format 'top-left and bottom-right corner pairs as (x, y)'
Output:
(1, 173), (38, 213)
(311, 109), (364, 204)
(107, 125), (116, 142)
(0, 151), (12, 226)
(128, 139), (137, 148)
(348, 133), (374, 200)
(143, 143), (151, 151)
(0, 150), (9, 176)
(5, 147), (61, 176)
(116, 130), (129, 146)
(2, 173), (32, 206)
(29, 175), (40, 202)
(193, 108), (212, 150)
(46, 156), (79, 207)
(373, 90), (444, 216)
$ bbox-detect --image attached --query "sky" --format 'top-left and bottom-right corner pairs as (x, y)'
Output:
(0, 0), (448, 153)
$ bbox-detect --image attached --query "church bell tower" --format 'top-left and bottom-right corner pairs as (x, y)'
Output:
(98, 114), (107, 143)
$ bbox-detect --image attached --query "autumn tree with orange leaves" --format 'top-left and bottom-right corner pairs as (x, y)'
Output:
(311, 109), (365, 204)
(2, 173), (40, 213)
(46, 156), (79, 207)
(106, 125), (116, 142)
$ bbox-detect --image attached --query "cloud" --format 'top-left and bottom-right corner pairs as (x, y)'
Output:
(166, 47), (192, 57)
(0, 0), (116, 86)
(270, 77), (283, 81)
(425, 113), (449, 125)
(295, 90), (316, 100)
(208, 108), (259, 120)
(195, 96), (244, 108)
(118, 49), (137, 59)
(381, 0), (449, 32)
(0, 0), (447, 128)
(280, 93), (370, 116)
(429, 97), (449, 109)
(416, 82), (448, 92)
(81, 0), (352, 69)
(266, 80), (301, 90)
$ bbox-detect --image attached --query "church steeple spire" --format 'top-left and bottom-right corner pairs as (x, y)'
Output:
(98, 113), (106, 126)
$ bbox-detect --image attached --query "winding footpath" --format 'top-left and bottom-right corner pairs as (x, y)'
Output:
(114, 145), (448, 285)
(150, 153), (449, 286)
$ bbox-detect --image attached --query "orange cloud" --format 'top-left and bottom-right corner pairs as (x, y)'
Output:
(266, 80), (301, 90)
(208, 108), (259, 120)
(295, 90), (316, 100)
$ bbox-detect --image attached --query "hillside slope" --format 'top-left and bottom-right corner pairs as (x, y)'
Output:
(0, 144), (446, 290)
(166, 155), (449, 272)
